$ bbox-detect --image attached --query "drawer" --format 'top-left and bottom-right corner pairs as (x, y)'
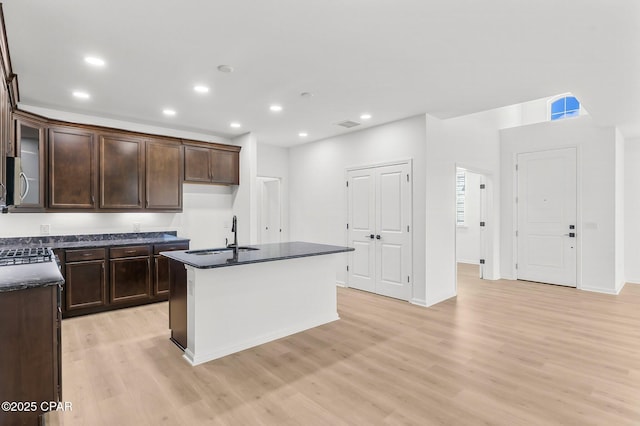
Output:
(65, 248), (106, 262)
(110, 245), (150, 259)
(153, 242), (189, 255)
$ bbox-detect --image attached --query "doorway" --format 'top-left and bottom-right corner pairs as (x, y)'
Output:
(257, 177), (282, 244)
(346, 161), (413, 301)
(516, 147), (577, 287)
(455, 167), (488, 279)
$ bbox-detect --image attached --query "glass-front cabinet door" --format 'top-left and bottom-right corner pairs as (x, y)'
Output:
(14, 117), (46, 209)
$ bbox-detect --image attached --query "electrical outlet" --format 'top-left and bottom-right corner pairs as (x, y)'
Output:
(40, 224), (50, 235)
(133, 222), (141, 232)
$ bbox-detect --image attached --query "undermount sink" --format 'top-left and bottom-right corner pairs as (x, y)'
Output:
(186, 247), (259, 255)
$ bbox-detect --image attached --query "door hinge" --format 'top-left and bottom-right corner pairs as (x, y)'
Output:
(479, 259), (485, 265)
(515, 263), (518, 270)
(407, 174), (410, 182)
(407, 225), (410, 232)
(515, 230), (518, 237)
(346, 181), (349, 187)
(480, 221), (485, 227)
(346, 223), (349, 230)
(480, 183), (486, 189)
(515, 164), (519, 171)
(347, 265), (349, 272)
(407, 276), (410, 283)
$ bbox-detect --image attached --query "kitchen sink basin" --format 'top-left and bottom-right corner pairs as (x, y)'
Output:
(186, 247), (259, 255)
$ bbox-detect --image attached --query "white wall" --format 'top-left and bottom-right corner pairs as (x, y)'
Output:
(500, 116), (620, 294)
(624, 137), (640, 283)
(615, 129), (625, 291)
(288, 115), (427, 304)
(231, 133), (258, 245)
(456, 170), (481, 264)
(256, 143), (289, 241)
(424, 110), (503, 306)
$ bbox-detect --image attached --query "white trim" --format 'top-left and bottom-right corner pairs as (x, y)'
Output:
(346, 157), (414, 172)
(457, 259), (480, 265)
(410, 298), (427, 307)
(336, 280), (346, 288)
(426, 292), (456, 307)
(625, 281), (640, 285)
(580, 285), (624, 296)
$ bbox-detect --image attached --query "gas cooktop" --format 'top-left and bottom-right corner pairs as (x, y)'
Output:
(0, 247), (53, 266)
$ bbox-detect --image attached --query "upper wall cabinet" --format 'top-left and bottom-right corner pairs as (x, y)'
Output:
(184, 141), (240, 185)
(13, 116), (46, 209)
(99, 134), (144, 209)
(145, 139), (183, 211)
(48, 126), (97, 209)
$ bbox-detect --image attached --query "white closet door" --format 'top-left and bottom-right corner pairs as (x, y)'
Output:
(347, 169), (376, 293)
(347, 162), (412, 301)
(517, 148), (577, 287)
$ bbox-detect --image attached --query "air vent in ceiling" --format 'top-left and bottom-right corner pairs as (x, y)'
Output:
(336, 120), (361, 128)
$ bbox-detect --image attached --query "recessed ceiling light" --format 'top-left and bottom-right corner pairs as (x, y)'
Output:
(299, 132), (308, 137)
(270, 105), (283, 112)
(163, 109), (176, 116)
(84, 56), (105, 67)
(230, 122), (242, 128)
(360, 113), (372, 120)
(193, 85), (209, 94)
(72, 91), (90, 99)
(217, 65), (234, 73)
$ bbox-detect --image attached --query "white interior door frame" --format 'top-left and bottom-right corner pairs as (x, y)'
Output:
(511, 147), (583, 289)
(256, 176), (282, 244)
(454, 163), (495, 291)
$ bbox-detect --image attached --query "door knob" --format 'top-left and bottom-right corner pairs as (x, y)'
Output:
(376, 235), (381, 240)
(369, 234), (375, 239)
(563, 233), (576, 238)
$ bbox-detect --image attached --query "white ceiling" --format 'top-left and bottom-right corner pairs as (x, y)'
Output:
(3, 0), (640, 146)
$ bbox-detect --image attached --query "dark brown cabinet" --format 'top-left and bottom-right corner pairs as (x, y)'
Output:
(169, 258), (188, 349)
(153, 242), (189, 297)
(11, 114), (46, 210)
(0, 285), (61, 426)
(109, 245), (151, 304)
(48, 126), (97, 209)
(100, 134), (144, 209)
(184, 142), (240, 185)
(146, 139), (183, 210)
(64, 248), (107, 311)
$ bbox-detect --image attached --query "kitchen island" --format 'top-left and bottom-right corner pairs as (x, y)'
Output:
(161, 241), (353, 366)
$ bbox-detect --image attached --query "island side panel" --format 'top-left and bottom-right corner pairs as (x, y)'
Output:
(184, 254), (340, 365)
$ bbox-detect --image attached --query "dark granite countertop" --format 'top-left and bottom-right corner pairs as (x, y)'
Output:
(0, 259), (64, 292)
(161, 241), (353, 269)
(0, 231), (189, 250)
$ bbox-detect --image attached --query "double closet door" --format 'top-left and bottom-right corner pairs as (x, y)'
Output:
(347, 162), (412, 301)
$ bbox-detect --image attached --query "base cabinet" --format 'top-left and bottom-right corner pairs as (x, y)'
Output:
(61, 242), (188, 317)
(0, 285), (61, 426)
(169, 259), (187, 349)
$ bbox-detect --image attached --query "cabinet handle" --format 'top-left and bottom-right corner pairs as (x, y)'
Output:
(91, 195), (95, 204)
(82, 253), (92, 256)
(125, 250), (136, 254)
(19, 172), (29, 200)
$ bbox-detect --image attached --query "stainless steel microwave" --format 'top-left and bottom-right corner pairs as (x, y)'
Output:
(5, 156), (24, 207)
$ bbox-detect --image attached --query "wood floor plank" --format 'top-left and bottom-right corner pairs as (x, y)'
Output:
(46, 263), (640, 425)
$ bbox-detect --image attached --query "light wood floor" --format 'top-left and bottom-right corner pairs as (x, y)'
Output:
(49, 264), (640, 425)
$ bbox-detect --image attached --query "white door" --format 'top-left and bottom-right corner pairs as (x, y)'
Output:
(517, 148), (577, 287)
(347, 169), (376, 293)
(347, 162), (412, 300)
(258, 178), (282, 244)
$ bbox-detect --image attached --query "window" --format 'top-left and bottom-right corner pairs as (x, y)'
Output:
(550, 95), (580, 121)
(456, 171), (466, 226)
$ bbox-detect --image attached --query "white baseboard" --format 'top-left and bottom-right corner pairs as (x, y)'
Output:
(625, 281), (640, 285)
(336, 280), (346, 288)
(426, 291), (457, 307)
(456, 259), (479, 265)
(410, 298), (427, 307)
(580, 286), (623, 295)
